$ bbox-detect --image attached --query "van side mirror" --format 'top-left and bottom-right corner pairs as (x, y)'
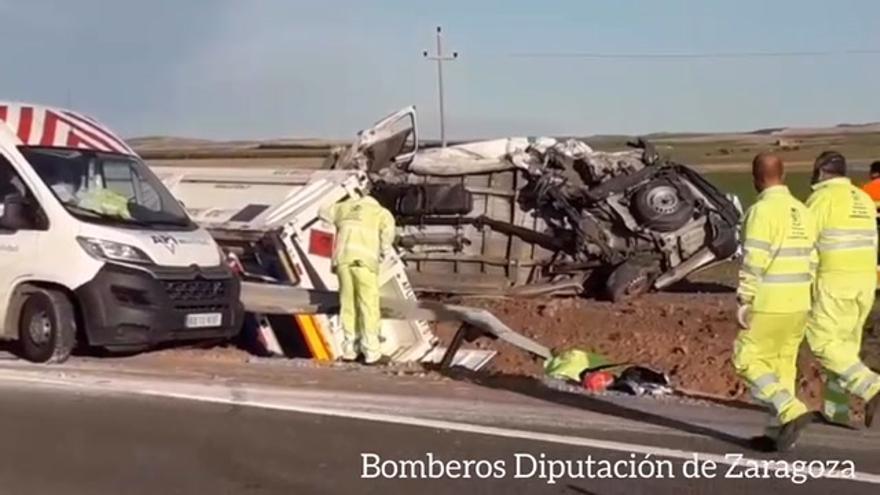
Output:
(0, 193), (32, 231)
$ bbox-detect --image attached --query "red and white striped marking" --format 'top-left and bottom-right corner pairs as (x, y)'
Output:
(0, 102), (133, 155)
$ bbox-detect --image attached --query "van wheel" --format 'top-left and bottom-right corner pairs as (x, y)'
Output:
(18, 289), (77, 363)
(606, 259), (660, 303)
(631, 179), (695, 232)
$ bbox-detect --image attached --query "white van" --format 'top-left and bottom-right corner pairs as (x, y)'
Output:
(0, 102), (243, 363)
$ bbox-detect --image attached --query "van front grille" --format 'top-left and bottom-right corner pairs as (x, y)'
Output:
(162, 280), (226, 303)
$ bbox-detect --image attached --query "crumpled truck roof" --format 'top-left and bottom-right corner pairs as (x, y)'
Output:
(407, 137), (532, 176)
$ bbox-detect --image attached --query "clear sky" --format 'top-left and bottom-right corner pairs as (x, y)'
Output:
(1, 0), (878, 140)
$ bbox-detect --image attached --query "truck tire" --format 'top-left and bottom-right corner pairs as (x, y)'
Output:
(606, 259), (660, 303)
(18, 289), (77, 363)
(632, 179), (695, 232)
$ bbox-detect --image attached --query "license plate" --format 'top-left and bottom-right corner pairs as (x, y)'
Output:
(185, 313), (222, 329)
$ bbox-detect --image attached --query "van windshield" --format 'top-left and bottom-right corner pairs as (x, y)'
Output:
(19, 147), (194, 230)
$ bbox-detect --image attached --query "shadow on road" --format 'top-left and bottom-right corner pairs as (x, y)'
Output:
(565, 485), (600, 495)
(441, 368), (754, 450)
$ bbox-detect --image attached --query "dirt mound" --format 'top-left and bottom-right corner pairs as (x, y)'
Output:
(439, 292), (846, 409)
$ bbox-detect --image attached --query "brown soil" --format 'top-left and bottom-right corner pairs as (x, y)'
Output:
(135, 281), (880, 415)
(436, 291), (880, 412)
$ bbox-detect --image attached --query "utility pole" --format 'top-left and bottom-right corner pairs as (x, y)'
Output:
(423, 26), (457, 147)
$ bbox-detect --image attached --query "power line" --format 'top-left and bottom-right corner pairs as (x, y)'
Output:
(510, 49), (880, 60)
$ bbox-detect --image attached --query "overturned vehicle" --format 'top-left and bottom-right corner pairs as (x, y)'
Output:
(326, 107), (743, 301)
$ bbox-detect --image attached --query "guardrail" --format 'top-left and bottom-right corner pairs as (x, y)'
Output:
(240, 282), (552, 366)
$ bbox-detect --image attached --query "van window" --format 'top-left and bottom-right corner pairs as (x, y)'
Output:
(103, 160), (135, 198)
(103, 158), (162, 211)
(0, 153), (47, 230)
(0, 155), (26, 200)
(20, 147), (193, 230)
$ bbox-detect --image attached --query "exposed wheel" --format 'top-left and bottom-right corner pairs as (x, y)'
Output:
(606, 259), (660, 303)
(18, 289), (77, 363)
(632, 179), (695, 232)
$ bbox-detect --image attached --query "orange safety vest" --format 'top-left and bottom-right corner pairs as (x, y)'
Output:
(862, 179), (880, 281)
(862, 178), (880, 212)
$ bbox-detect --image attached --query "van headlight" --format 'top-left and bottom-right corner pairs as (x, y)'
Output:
(77, 237), (154, 264)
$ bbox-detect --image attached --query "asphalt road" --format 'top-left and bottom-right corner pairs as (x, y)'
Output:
(0, 381), (876, 495)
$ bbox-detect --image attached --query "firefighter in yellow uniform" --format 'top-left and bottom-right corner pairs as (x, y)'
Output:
(806, 151), (880, 428)
(320, 195), (396, 365)
(734, 153), (816, 452)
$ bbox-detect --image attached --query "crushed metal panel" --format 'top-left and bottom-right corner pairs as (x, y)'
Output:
(239, 282), (546, 361)
(407, 137), (530, 176)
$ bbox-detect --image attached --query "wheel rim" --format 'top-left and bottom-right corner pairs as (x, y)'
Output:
(28, 311), (52, 345)
(645, 185), (680, 214)
(623, 274), (649, 296)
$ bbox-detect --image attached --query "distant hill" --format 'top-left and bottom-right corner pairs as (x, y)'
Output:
(770, 122), (880, 136)
(128, 120), (880, 166)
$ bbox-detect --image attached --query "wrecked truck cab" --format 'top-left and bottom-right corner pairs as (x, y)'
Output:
(327, 106), (419, 174)
(0, 102), (244, 363)
(331, 107), (743, 301)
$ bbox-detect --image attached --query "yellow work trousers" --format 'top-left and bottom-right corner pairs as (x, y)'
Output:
(734, 311), (810, 431)
(807, 277), (880, 423)
(337, 261), (381, 362)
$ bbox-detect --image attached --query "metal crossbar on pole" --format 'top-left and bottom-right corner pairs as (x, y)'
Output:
(423, 26), (458, 148)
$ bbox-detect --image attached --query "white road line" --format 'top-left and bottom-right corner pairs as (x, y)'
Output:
(1, 370), (879, 485)
(144, 390), (880, 485)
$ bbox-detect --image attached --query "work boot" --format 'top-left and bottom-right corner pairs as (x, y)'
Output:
(866, 393), (880, 429)
(748, 435), (776, 453)
(775, 412), (813, 452)
(341, 353), (359, 362)
(814, 412), (854, 430)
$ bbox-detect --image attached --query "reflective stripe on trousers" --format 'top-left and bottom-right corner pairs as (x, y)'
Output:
(806, 283), (880, 402)
(750, 373), (796, 412)
(733, 311), (809, 426)
(337, 262), (382, 362)
(843, 362), (880, 397)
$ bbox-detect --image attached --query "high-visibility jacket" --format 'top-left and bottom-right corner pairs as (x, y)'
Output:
(737, 185), (816, 313)
(807, 177), (877, 276)
(319, 196), (395, 271)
